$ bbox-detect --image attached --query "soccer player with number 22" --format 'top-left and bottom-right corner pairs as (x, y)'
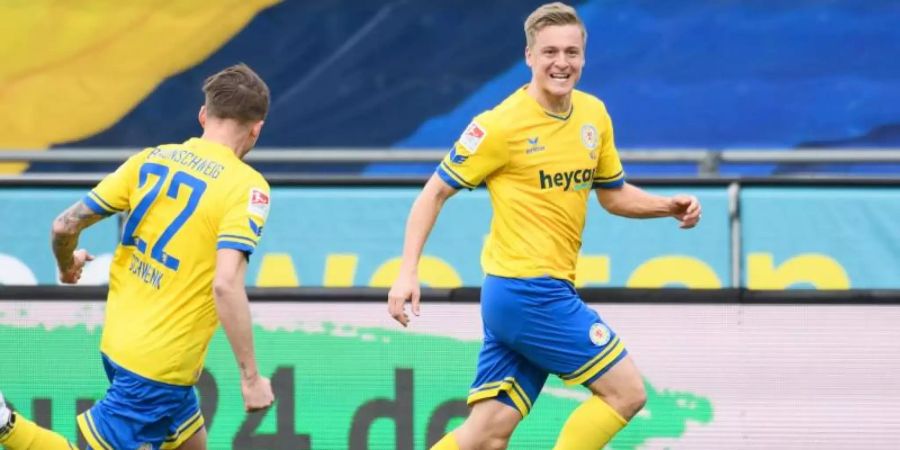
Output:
(0, 64), (275, 450)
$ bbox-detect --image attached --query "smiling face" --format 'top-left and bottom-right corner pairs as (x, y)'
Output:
(525, 23), (585, 108)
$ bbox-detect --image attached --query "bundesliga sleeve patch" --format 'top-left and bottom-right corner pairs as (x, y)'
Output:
(247, 188), (270, 219)
(458, 121), (487, 153)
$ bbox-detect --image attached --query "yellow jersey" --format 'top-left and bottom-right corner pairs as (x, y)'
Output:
(83, 137), (270, 385)
(436, 87), (624, 282)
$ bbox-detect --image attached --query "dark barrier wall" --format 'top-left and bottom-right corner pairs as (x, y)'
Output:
(1, 287), (899, 449)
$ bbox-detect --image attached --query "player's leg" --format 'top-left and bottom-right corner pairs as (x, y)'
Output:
(172, 426), (207, 450)
(553, 355), (646, 450)
(431, 336), (546, 450)
(548, 292), (645, 450)
(432, 277), (550, 450)
(433, 348), (545, 450)
(0, 390), (79, 449)
(486, 276), (642, 450)
(162, 385), (206, 450)
(433, 399), (520, 450)
(78, 354), (204, 450)
(584, 355), (646, 420)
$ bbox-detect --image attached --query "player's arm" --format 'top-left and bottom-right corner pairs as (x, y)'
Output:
(388, 174), (458, 327)
(388, 117), (507, 326)
(592, 104), (700, 228)
(50, 200), (108, 283)
(213, 248), (274, 412)
(595, 184), (701, 229)
(52, 150), (147, 283)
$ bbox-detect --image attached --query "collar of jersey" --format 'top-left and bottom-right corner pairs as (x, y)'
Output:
(184, 137), (238, 158)
(518, 85), (574, 121)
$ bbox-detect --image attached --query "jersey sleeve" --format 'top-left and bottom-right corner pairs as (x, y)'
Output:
(82, 150), (148, 214)
(594, 106), (626, 189)
(217, 178), (270, 255)
(435, 115), (508, 190)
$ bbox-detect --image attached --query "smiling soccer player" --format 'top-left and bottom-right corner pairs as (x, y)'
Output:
(387, 3), (701, 449)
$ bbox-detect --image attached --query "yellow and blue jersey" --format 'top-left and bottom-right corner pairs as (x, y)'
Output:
(83, 137), (270, 386)
(436, 87), (625, 282)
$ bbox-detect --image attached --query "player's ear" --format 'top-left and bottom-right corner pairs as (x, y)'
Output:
(251, 120), (264, 139)
(524, 45), (533, 67)
(198, 106), (207, 128)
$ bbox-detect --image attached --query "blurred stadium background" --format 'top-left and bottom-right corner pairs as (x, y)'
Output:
(1, 1), (899, 449)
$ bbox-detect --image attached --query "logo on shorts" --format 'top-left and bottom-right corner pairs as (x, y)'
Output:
(137, 444), (152, 450)
(589, 323), (612, 347)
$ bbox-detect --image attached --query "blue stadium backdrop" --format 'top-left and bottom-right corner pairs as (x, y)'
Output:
(1, 1), (899, 175)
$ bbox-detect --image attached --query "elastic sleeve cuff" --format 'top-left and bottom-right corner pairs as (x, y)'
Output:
(436, 166), (465, 190)
(83, 192), (120, 214)
(595, 177), (626, 189)
(217, 241), (255, 255)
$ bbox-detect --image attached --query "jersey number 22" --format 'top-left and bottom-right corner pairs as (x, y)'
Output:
(121, 162), (207, 271)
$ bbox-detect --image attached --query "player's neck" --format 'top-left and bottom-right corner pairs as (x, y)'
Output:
(525, 84), (572, 115)
(200, 129), (246, 158)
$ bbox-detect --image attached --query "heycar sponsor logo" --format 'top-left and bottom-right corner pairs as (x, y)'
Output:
(539, 168), (596, 191)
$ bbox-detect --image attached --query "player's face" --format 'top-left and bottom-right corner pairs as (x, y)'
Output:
(526, 24), (585, 99)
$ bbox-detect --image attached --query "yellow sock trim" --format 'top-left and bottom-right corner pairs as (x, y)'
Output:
(553, 397), (627, 450)
(0, 413), (76, 449)
(431, 432), (460, 450)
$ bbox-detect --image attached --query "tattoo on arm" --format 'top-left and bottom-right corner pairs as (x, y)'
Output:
(51, 201), (107, 270)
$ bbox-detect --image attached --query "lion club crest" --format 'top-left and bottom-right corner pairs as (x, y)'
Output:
(589, 323), (612, 347)
(581, 124), (599, 150)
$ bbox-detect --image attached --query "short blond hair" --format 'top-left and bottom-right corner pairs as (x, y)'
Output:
(524, 2), (586, 48)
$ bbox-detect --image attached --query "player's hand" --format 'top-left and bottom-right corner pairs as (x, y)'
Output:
(58, 249), (95, 284)
(241, 373), (274, 413)
(669, 195), (701, 229)
(388, 272), (421, 327)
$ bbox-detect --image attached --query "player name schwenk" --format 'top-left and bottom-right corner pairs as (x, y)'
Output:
(128, 253), (164, 289)
(538, 168), (596, 191)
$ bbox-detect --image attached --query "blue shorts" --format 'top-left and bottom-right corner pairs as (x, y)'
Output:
(76, 354), (204, 450)
(468, 275), (628, 417)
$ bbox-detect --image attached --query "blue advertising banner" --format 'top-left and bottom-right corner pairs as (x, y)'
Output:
(0, 186), (730, 288)
(1, 188), (119, 285)
(7, 185), (899, 289)
(741, 187), (900, 289)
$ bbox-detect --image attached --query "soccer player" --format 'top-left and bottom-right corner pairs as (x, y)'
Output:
(387, 3), (701, 450)
(0, 64), (275, 450)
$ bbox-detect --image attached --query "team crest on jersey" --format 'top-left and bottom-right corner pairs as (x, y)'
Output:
(248, 188), (270, 218)
(458, 121), (487, 152)
(581, 124), (599, 151)
(589, 323), (612, 347)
